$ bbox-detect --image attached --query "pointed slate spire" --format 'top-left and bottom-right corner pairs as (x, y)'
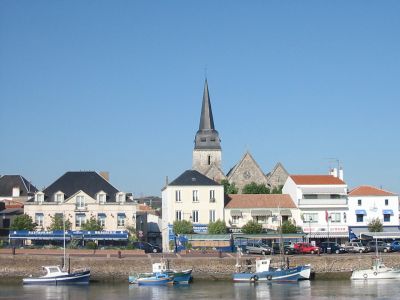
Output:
(199, 79), (215, 130)
(194, 79), (221, 150)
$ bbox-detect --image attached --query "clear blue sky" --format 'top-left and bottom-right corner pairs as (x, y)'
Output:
(1, 1), (399, 196)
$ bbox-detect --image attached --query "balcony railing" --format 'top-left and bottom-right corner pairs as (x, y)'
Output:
(75, 204), (88, 211)
(298, 198), (347, 207)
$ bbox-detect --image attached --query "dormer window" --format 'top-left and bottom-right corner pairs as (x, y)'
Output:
(55, 192), (64, 203)
(36, 192), (44, 203)
(117, 192), (125, 203)
(97, 192), (106, 204)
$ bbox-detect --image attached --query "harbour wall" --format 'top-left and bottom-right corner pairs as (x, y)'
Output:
(1, 251), (400, 281)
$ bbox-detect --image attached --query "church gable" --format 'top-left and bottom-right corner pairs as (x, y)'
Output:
(227, 152), (268, 192)
(204, 164), (226, 183)
(266, 162), (289, 189)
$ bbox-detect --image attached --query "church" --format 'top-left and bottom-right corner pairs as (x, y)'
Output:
(192, 79), (289, 193)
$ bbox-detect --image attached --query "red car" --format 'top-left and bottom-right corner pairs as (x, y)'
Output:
(294, 242), (320, 254)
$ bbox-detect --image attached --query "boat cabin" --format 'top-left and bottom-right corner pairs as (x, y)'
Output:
(255, 259), (271, 273)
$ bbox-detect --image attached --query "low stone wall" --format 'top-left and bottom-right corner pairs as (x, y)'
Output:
(1, 252), (400, 282)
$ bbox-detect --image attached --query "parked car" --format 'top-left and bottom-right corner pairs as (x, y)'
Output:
(271, 243), (298, 255)
(244, 242), (272, 255)
(294, 242), (320, 254)
(344, 242), (367, 253)
(365, 240), (391, 253)
(133, 242), (162, 253)
(319, 242), (346, 254)
(390, 241), (400, 252)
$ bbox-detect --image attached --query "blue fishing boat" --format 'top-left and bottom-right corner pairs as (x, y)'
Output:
(233, 258), (309, 282)
(129, 272), (173, 286)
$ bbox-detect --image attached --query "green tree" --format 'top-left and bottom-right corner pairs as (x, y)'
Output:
(279, 220), (298, 234)
(173, 220), (193, 235)
(208, 219), (227, 234)
(81, 216), (104, 231)
(270, 185), (283, 194)
(126, 225), (138, 242)
(368, 217), (383, 232)
(221, 179), (238, 194)
(47, 214), (72, 231)
(242, 182), (270, 194)
(241, 220), (263, 234)
(10, 214), (36, 230)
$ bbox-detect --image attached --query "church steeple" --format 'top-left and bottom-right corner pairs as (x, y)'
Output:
(194, 80), (221, 150)
(193, 80), (222, 175)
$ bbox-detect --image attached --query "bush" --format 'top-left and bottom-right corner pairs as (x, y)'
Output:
(85, 241), (97, 250)
(242, 220), (263, 234)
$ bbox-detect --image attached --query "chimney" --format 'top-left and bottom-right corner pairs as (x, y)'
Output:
(338, 168), (344, 180)
(100, 172), (109, 181)
(329, 168), (338, 178)
(165, 176), (169, 186)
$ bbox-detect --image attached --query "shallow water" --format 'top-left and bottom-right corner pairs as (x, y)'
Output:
(0, 279), (398, 300)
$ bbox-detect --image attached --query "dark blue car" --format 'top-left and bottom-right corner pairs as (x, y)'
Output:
(320, 242), (346, 254)
(390, 241), (400, 252)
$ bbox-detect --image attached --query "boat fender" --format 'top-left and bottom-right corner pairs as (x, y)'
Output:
(373, 272), (377, 276)
(253, 275), (259, 282)
(267, 275), (272, 281)
(363, 273), (368, 279)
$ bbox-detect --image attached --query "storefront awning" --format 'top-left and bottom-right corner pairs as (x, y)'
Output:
(383, 209), (394, 215)
(355, 210), (367, 215)
(280, 210), (292, 216)
(251, 210), (272, 217)
(230, 210), (242, 217)
(9, 230), (129, 241)
(310, 232), (349, 238)
(349, 226), (400, 240)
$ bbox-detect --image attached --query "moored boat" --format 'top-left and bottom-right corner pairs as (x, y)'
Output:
(23, 265), (90, 285)
(351, 257), (400, 280)
(233, 258), (309, 282)
(135, 273), (173, 286)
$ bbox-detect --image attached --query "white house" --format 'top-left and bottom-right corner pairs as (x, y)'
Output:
(224, 194), (299, 232)
(161, 170), (224, 252)
(347, 185), (400, 240)
(282, 170), (349, 243)
(24, 171), (137, 232)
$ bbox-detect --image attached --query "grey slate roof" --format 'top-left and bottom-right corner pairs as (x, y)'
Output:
(194, 80), (221, 150)
(169, 170), (221, 186)
(39, 171), (121, 202)
(0, 175), (38, 197)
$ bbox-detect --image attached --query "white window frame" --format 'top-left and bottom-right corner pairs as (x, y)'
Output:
(209, 190), (215, 202)
(330, 213), (341, 223)
(35, 213), (44, 227)
(98, 214), (106, 227)
(192, 210), (199, 223)
(76, 195), (85, 208)
(55, 193), (63, 203)
(117, 214), (126, 227)
(209, 210), (216, 222)
(176, 210), (182, 221)
(232, 216), (240, 224)
(75, 214), (86, 227)
(98, 193), (106, 204)
(175, 190), (181, 202)
(254, 216), (267, 224)
(303, 213), (318, 223)
(36, 193), (44, 203)
(192, 190), (199, 202)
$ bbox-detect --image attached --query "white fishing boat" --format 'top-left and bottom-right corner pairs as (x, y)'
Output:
(23, 212), (90, 285)
(351, 238), (400, 280)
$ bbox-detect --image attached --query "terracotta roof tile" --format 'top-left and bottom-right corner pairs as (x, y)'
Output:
(348, 185), (397, 196)
(290, 175), (345, 185)
(225, 194), (296, 209)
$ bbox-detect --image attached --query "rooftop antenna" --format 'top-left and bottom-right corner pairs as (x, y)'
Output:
(204, 65), (208, 79)
(326, 157), (340, 171)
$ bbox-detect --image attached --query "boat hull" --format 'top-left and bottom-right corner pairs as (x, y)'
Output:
(351, 269), (400, 280)
(167, 269), (193, 284)
(233, 266), (305, 282)
(137, 277), (172, 286)
(23, 270), (90, 285)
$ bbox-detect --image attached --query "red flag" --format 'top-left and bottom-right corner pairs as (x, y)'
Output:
(325, 210), (329, 222)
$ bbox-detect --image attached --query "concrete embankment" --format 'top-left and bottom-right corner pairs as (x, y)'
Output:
(1, 250), (400, 282)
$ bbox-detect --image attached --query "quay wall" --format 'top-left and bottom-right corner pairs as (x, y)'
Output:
(1, 251), (400, 281)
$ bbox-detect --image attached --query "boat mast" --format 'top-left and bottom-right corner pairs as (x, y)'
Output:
(63, 211), (66, 270)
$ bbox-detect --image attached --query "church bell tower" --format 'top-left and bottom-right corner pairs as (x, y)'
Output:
(192, 80), (222, 174)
